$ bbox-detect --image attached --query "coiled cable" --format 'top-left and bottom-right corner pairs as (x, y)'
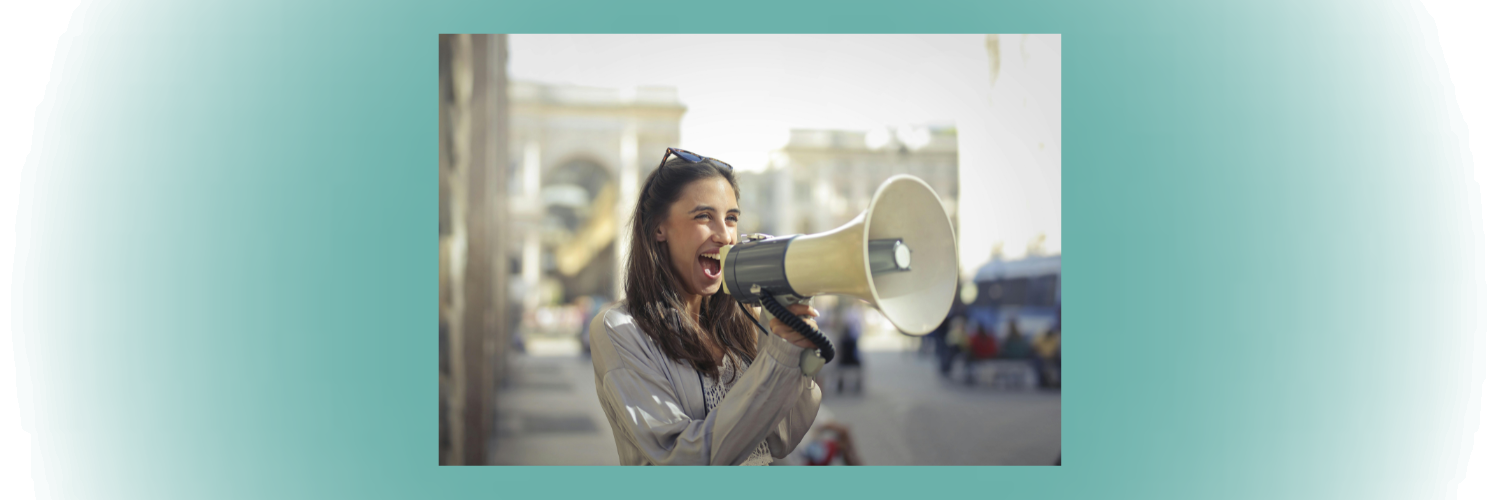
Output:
(757, 293), (836, 363)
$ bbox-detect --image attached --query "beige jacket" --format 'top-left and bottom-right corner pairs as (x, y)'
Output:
(589, 302), (823, 465)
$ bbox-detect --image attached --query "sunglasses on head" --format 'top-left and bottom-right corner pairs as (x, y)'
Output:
(659, 147), (733, 171)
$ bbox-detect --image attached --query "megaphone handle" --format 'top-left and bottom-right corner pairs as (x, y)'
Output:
(759, 293), (836, 364)
(777, 296), (817, 321)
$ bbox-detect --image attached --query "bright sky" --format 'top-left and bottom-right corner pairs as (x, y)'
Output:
(509, 34), (1064, 274)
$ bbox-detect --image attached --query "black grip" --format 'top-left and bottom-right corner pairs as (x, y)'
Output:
(759, 293), (835, 363)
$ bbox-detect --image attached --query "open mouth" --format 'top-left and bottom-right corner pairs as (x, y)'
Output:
(698, 251), (723, 280)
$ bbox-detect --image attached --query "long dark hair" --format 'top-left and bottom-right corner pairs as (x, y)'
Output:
(625, 156), (758, 380)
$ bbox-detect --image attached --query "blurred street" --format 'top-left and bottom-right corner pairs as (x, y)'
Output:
(490, 337), (1060, 465)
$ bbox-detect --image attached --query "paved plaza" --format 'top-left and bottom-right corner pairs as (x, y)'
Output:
(490, 340), (1061, 466)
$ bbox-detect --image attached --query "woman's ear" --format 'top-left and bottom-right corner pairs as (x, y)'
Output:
(654, 225), (667, 242)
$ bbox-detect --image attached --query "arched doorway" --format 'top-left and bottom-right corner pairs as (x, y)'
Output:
(540, 158), (617, 304)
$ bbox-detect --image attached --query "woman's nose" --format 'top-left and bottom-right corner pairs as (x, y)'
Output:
(711, 222), (731, 244)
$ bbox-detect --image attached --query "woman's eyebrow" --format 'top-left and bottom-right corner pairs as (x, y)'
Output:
(690, 205), (741, 214)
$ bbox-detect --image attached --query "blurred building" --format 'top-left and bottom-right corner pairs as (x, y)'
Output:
(505, 81), (687, 328)
(439, 34), (510, 465)
(739, 127), (959, 238)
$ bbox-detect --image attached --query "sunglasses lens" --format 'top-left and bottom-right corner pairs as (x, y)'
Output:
(664, 148), (730, 170)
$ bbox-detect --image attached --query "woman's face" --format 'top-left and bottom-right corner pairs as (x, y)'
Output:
(654, 176), (740, 297)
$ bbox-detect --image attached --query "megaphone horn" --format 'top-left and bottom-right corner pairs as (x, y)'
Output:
(719, 175), (959, 370)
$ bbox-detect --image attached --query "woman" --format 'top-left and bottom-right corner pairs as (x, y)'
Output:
(588, 148), (823, 465)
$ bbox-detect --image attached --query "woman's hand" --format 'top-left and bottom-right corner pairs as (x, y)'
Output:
(767, 303), (820, 350)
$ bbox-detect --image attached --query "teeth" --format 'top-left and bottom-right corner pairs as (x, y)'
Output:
(699, 252), (722, 260)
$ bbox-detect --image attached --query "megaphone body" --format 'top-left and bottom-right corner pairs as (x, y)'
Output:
(717, 175), (958, 372)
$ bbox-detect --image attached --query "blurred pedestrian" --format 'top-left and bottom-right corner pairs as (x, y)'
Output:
(577, 295), (604, 358)
(998, 317), (1031, 359)
(963, 318), (1000, 384)
(935, 307), (967, 377)
(1031, 323), (1061, 388)
(833, 301), (864, 393)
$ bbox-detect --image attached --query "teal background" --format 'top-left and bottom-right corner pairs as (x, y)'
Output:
(12, 0), (1483, 499)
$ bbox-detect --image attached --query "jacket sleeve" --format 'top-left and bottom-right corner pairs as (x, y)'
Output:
(591, 309), (821, 465)
(764, 366), (822, 459)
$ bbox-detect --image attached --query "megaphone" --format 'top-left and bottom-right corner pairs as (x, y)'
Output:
(717, 175), (958, 374)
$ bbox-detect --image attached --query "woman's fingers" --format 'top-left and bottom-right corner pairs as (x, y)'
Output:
(784, 304), (820, 329)
(771, 321), (812, 345)
(769, 304), (822, 349)
(785, 304), (819, 319)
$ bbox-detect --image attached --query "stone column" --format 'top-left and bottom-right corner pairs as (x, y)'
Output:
(438, 33), (509, 466)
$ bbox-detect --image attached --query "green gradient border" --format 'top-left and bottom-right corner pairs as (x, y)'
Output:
(12, 0), (1484, 499)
